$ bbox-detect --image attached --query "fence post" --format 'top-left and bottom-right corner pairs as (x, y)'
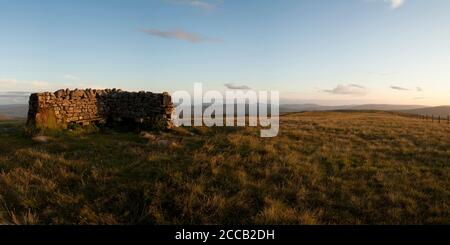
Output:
(448, 116), (449, 124)
(432, 115), (434, 122)
(438, 116), (441, 123)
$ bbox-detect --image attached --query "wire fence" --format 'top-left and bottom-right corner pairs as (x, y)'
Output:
(417, 114), (450, 124)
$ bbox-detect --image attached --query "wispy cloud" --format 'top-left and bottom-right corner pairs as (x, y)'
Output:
(412, 97), (426, 100)
(224, 83), (251, 90)
(0, 78), (102, 93)
(368, 71), (395, 76)
(390, 85), (410, 91)
(416, 87), (423, 92)
(322, 84), (369, 96)
(141, 28), (219, 43)
(0, 91), (31, 95)
(64, 74), (79, 80)
(165, 0), (219, 10)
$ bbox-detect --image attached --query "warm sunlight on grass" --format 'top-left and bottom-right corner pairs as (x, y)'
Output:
(0, 112), (449, 224)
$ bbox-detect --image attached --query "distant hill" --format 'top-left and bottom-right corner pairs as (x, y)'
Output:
(0, 114), (12, 121)
(400, 106), (450, 118)
(349, 104), (428, 111)
(0, 104), (28, 118)
(170, 103), (432, 114)
(280, 104), (428, 113)
(1, 103), (445, 119)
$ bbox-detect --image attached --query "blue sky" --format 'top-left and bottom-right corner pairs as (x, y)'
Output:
(0, 0), (449, 105)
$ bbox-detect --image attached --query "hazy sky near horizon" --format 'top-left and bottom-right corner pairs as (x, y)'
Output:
(0, 0), (449, 105)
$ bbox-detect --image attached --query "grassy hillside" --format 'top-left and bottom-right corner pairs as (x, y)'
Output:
(0, 112), (449, 224)
(279, 104), (427, 113)
(401, 106), (450, 118)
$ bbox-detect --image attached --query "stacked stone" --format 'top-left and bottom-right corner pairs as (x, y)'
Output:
(27, 88), (174, 129)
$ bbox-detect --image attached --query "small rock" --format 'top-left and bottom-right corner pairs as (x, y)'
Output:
(54, 89), (65, 98)
(157, 139), (177, 147)
(139, 131), (157, 141)
(32, 136), (52, 143)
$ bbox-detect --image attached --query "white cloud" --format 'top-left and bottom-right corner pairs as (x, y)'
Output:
(366, 0), (406, 9)
(412, 97), (426, 100)
(322, 84), (369, 96)
(0, 78), (103, 92)
(386, 0), (405, 9)
(0, 79), (48, 91)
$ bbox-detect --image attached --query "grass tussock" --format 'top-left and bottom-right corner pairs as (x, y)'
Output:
(0, 111), (449, 224)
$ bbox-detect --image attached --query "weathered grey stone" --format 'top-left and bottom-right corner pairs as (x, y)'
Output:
(139, 131), (157, 141)
(27, 89), (174, 129)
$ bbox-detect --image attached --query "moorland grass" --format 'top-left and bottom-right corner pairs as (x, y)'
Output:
(0, 112), (449, 224)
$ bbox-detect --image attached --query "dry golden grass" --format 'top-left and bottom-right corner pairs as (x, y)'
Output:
(0, 111), (449, 224)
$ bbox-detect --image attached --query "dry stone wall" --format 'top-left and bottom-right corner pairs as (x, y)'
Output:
(27, 89), (174, 129)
